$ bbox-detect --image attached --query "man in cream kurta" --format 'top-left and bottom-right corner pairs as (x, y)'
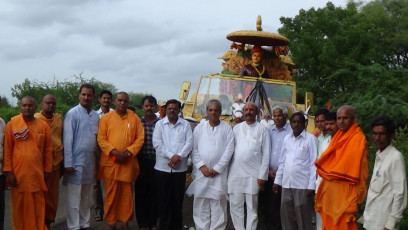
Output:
(186, 99), (234, 230)
(228, 102), (270, 230)
(360, 116), (407, 230)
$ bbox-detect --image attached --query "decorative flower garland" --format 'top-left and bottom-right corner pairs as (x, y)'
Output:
(250, 62), (265, 77)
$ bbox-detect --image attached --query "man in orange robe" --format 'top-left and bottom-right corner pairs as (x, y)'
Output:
(3, 96), (53, 230)
(34, 94), (63, 229)
(315, 105), (368, 230)
(97, 92), (145, 230)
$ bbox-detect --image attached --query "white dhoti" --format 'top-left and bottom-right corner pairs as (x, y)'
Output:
(229, 193), (259, 230)
(66, 183), (93, 230)
(193, 197), (227, 230)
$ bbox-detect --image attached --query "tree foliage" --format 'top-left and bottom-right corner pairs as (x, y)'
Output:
(278, 0), (408, 132)
(1, 75), (148, 122)
(11, 74), (117, 114)
(279, 0), (408, 226)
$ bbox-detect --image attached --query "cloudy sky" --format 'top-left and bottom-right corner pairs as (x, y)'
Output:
(0, 0), (349, 105)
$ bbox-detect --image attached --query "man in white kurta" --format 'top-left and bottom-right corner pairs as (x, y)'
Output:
(228, 102), (270, 230)
(186, 99), (234, 230)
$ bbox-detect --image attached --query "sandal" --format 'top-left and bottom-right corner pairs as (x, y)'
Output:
(94, 209), (103, 221)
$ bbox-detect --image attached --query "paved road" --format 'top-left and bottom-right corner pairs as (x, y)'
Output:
(4, 182), (271, 230)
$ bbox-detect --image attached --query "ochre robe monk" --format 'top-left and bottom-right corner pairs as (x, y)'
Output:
(315, 105), (368, 230)
(34, 94), (63, 228)
(4, 96), (52, 230)
(97, 92), (145, 230)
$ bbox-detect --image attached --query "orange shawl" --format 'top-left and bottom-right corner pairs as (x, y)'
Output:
(315, 123), (368, 224)
(11, 114), (29, 140)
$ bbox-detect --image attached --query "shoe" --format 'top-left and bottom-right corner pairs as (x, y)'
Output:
(94, 209), (103, 221)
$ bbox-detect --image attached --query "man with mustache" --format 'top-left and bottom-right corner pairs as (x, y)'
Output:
(228, 102), (270, 230)
(315, 105), (368, 229)
(94, 89), (113, 222)
(273, 112), (317, 230)
(360, 116), (407, 230)
(134, 95), (160, 230)
(63, 84), (100, 230)
(315, 111), (335, 230)
(153, 99), (193, 230)
(265, 104), (292, 230)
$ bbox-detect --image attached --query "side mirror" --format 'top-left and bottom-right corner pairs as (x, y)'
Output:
(179, 81), (191, 101)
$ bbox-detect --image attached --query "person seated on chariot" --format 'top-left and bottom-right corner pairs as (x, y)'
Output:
(239, 46), (269, 78)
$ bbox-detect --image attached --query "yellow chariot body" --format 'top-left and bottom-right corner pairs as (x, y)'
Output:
(179, 16), (315, 132)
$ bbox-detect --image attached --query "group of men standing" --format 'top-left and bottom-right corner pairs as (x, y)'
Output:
(0, 83), (406, 230)
(0, 84), (152, 230)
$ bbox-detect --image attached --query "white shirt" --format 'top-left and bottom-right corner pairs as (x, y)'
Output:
(228, 121), (270, 195)
(268, 123), (292, 171)
(362, 145), (407, 230)
(186, 121), (234, 200)
(275, 130), (317, 190)
(316, 133), (331, 189)
(0, 117), (5, 174)
(153, 116), (193, 172)
(96, 107), (113, 118)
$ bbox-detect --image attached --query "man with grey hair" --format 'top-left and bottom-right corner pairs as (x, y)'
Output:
(186, 99), (234, 230)
(264, 104), (292, 230)
(228, 101), (270, 230)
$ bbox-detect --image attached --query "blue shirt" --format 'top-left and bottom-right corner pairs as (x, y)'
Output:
(63, 104), (99, 184)
(268, 123), (292, 171)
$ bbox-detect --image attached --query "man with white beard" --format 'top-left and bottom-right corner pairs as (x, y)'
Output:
(228, 101), (270, 230)
(186, 99), (234, 230)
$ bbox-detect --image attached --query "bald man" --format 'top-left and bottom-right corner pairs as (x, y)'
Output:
(98, 92), (144, 230)
(315, 105), (368, 230)
(35, 94), (63, 228)
(4, 96), (52, 230)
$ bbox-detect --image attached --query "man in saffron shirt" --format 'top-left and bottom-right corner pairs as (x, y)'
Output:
(4, 96), (52, 230)
(98, 92), (144, 230)
(34, 94), (63, 229)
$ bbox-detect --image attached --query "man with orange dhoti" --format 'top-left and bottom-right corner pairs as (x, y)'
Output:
(97, 92), (145, 230)
(35, 94), (63, 229)
(4, 96), (52, 230)
(315, 105), (368, 229)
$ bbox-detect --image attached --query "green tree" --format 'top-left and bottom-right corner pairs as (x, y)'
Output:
(11, 74), (117, 115)
(279, 0), (408, 226)
(128, 92), (147, 117)
(278, 0), (408, 132)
